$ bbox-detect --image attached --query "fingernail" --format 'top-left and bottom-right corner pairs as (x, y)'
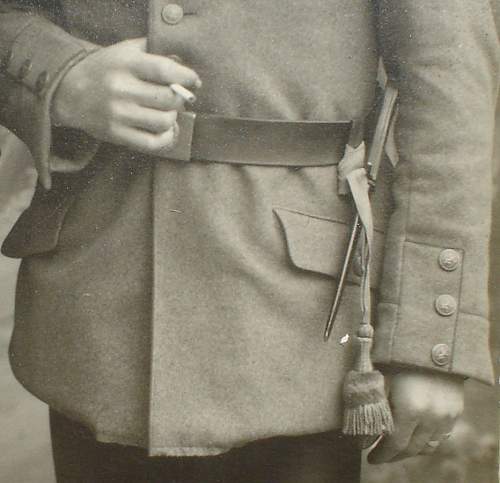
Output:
(194, 78), (202, 89)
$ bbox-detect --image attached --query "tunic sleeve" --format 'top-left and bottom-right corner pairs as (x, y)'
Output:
(0, 2), (99, 189)
(373, 0), (499, 383)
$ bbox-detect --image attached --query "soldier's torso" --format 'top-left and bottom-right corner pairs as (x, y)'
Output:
(61, 0), (379, 120)
(8, 0), (387, 455)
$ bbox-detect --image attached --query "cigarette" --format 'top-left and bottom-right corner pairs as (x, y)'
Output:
(170, 83), (196, 103)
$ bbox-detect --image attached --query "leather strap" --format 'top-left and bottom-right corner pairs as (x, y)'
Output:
(158, 112), (353, 167)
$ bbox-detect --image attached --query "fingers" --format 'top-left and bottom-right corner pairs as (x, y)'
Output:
(387, 423), (437, 462)
(119, 38), (201, 89)
(419, 419), (456, 456)
(111, 123), (179, 154)
(133, 53), (201, 88)
(127, 79), (185, 111)
(114, 104), (178, 134)
(392, 417), (456, 461)
(403, 423), (437, 457)
(368, 413), (458, 464)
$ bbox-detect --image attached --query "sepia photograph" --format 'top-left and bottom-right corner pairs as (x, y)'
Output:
(0, 1), (498, 482)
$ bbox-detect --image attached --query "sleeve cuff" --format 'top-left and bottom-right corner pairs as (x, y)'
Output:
(2, 15), (99, 188)
(372, 240), (494, 384)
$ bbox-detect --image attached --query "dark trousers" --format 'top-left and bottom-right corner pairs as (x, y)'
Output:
(50, 410), (361, 483)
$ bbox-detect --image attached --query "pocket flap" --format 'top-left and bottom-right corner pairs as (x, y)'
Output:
(1, 182), (73, 259)
(274, 207), (385, 289)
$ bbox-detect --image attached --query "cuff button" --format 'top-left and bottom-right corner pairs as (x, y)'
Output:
(438, 249), (460, 271)
(431, 343), (451, 366)
(435, 294), (457, 317)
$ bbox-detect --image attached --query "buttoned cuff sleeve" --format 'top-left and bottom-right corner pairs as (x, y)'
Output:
(373, 0), (498, 385)
(0, 10), (99, 189)
(372, 241), (493, 383)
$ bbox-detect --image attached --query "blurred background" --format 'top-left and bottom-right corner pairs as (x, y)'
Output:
(0, 109), (498, 482)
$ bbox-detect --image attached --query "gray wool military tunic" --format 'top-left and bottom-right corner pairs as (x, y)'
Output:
(1, 0), (497, 456)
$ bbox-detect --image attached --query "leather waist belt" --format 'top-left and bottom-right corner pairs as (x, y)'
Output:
(160, 112), (353, 167)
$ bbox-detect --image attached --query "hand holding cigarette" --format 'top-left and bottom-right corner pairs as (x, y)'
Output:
(52, 38), (201, 155)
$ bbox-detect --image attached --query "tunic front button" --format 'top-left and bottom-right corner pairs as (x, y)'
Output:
(431, 344), (451, 366)
(438, 249), (460, 271)
(162, 4), (184, 25)
(435, 294), (457, 317)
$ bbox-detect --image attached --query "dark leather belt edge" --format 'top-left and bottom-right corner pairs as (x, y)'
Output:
(160, 112), (353, 167)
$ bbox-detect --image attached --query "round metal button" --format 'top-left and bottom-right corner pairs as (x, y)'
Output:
(431, 343), (451, 366)
(18, 59), (32, 79)
(435, 294), (457, 317)
(35, 71), (50, 94)
(438, 249), (460, 272)
(162, 4), (184, 24)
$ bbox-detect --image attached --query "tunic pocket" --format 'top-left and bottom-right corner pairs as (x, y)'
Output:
(274, 207), (385, 289)
(1, 177), (78, 259)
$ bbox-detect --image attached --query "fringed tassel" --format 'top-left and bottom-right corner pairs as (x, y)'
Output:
(339, 157), (394, 440)
(342, 325), (394, 437)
